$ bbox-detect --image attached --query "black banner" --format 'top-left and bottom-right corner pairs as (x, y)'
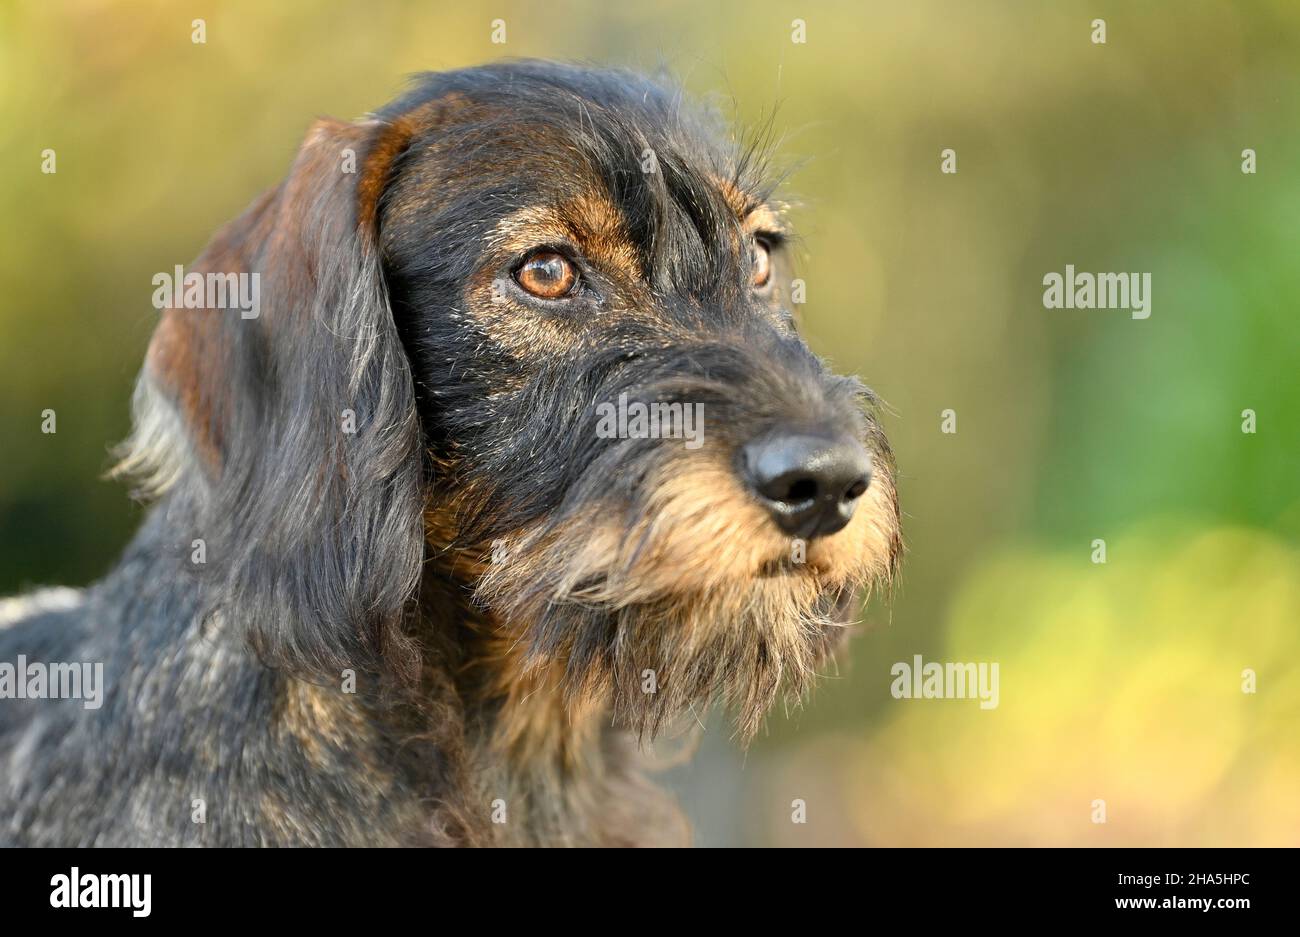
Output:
(0, 847), (1278, 923)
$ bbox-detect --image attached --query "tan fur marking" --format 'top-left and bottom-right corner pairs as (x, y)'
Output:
(276, 680), (372, 771)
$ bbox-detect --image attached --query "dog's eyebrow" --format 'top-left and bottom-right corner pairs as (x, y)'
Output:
(742, 202), (787, 237)
(713, 175), (787, 235)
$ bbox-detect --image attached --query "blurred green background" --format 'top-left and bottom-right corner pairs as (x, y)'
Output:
(2, 0), (1297, 846)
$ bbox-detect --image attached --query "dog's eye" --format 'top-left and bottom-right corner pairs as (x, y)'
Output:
(750, 239), (772, 290)
(514, 251), (578, 299)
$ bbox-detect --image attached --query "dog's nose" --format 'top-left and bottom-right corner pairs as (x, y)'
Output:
(740, 429), (872, 539)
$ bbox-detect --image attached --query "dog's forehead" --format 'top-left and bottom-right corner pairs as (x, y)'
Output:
(377, 67), (786, 291)
(387, 90), (740, 211)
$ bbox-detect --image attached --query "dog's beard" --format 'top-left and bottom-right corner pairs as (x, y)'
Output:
(478, 557), (855, 741)
(472, 462), (897, 741)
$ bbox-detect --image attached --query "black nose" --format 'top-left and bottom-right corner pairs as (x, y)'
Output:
(740, 429), (873, 539)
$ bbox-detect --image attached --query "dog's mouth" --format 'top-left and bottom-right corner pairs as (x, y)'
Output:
(531, 548), (841, 599)
(757, 555), (831, 578)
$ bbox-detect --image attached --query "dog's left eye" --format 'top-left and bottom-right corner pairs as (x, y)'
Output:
(750, 239), (772, 290)
(514, 250), (578, 299)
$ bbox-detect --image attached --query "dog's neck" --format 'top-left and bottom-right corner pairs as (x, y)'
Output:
(419, 571), (599, 755)
(404, 565), (690, 846)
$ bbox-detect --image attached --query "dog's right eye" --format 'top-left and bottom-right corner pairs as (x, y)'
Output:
(514, 250), (578, 300)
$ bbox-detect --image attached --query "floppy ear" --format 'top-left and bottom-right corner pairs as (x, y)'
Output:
(117, 116), (428, 680)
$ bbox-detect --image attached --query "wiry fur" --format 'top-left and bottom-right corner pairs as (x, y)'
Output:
(0, 61), (900, 847)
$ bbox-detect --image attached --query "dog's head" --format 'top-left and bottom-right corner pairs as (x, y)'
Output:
(120, 61), (901, 740)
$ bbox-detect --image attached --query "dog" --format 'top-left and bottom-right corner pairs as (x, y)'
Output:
(0, 61), (901, 846)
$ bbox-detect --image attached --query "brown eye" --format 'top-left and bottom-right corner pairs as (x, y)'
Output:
(514, 251), (577, 299)
(750, 239), (772, 289)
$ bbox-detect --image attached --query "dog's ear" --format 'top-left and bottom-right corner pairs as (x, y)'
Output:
(117, 115), (429, 680)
